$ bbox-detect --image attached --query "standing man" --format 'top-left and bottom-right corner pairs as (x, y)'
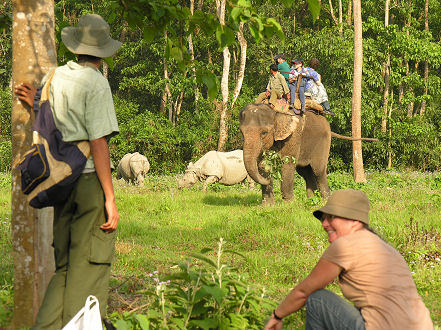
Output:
(256, 64), (290, 109)
(15, 14), (121, 329)
(274, 54), (290, 85)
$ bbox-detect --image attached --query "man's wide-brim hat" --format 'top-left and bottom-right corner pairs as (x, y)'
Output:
(313, 189), (370, 225)
(61, 14), (122, 58)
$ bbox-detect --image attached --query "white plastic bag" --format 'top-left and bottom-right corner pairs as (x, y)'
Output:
(62, 295), (103, 330)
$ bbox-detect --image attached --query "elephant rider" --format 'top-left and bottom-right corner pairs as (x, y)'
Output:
(256, 63), (290, 109)
(274, 54), (290, 85)
(289, 58), (308, 113)
(305, 58), (335, 116)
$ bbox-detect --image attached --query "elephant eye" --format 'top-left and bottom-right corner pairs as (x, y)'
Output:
(261, 130), (268, 137)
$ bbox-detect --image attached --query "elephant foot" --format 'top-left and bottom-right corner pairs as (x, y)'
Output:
(262, 196), (275, 205)
(282, 195), (293, 202)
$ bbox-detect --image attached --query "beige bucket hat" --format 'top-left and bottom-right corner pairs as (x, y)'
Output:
(61, 14), (122, 58)
(313, 189), (370, 225)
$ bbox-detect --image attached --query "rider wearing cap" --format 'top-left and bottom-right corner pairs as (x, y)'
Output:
(289, 58), (308, 113)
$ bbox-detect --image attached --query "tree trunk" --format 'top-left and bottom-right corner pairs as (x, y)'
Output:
(347, 0), (352, 27)
(231, 22), (247, 108)
(216, 0), (230, 152)
(381, 0), (390, 133)
(160, 31), (172, 118)
(420, 0), (429, 116)
(11, 0), (56, 327)
(351, 0), (366, 183)
(328, 0), (338, 26)
(405, 2), (413, 117)
(338, 0), (343, 36)
(188, 0), (200, 111)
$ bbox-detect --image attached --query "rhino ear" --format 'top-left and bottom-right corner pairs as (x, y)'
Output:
(274, 113), (299, 141)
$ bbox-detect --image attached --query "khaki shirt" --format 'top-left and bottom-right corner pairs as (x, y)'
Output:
(322, 230), (433, 330)
(266, 72), (289, 96)
(49, 61), (119, 169)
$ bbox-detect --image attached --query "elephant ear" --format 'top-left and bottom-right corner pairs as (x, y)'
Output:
(274, 113), (300, 141)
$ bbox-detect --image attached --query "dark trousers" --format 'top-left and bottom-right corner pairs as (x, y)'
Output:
(289, 81), (305, 109)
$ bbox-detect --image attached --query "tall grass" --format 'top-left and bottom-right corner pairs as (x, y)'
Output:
(0, 171), (440, 328)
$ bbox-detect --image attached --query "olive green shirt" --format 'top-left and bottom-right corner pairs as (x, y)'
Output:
(48, 61), (119, 169)
(266, 72), (290, 96)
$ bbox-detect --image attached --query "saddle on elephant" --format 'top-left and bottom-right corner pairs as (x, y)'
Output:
(293, 91), (324, 112)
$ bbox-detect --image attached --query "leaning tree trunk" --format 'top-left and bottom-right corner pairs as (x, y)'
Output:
(11, 0), (56, 327)
(231, 22), (247, 108)
(351, 0), (367, 183)
(216, 0), (230, 152)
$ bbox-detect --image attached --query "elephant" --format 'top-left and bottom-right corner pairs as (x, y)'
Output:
(239, 103), (377, 204)
(116, 152), (150, 187)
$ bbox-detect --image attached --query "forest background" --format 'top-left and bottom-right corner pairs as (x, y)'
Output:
(1, 0), (441, 174)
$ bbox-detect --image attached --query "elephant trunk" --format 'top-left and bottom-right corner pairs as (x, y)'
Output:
(243, 137), (271, 186)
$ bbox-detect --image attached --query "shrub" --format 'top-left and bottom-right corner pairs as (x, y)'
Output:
(110, 238), (275, 329)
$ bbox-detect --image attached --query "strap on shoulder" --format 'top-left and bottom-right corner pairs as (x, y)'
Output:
(40, 68), (57, 103)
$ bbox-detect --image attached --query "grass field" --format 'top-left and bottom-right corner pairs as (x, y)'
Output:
(0, 171), (440, 328)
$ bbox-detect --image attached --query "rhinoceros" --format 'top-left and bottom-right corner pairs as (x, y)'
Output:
(116, 152), (150, 187)
(177, 150), (254, 191)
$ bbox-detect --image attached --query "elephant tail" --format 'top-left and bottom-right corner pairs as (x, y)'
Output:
(331, 132), (379, 142)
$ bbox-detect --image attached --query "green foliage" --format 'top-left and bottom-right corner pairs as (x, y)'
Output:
(111, 238), (275, 329)
(262, 150), (294, 181)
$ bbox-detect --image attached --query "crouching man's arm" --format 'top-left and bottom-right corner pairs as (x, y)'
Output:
(90, 137), (119, 233)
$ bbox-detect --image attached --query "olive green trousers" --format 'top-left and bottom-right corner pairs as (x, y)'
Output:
(255, 90), (283, 106)
(32, 173), (116, 330)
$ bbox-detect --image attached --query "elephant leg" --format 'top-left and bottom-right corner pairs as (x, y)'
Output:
(261, 181), (274, 205)
(281, 162), (295, 201)
(297, 165), (318, 198)
(315, 169), (330, 199)
(203, 176), (218, 192)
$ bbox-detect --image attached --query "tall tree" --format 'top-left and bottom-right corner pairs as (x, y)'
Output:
(216, 0), (231, 151)
(381, 0), (390, 133)
(420, 0), (429, 116)
(351, 0), (367, 183)
(11, 0), (56, 327)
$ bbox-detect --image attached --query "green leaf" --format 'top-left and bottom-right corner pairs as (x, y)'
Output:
(104, 57), (115, 71)
(188, 252), (217, 268)
(189, 318), (218, 329)
(134, 314), (150, 330)
(202, 285), (227, 305)
(307, 0), (321, 22)
(216, 25), (236, 49)
(231, 7), (242, 22)
(200, 73), (219, 100)
(114, 319), (132, 330)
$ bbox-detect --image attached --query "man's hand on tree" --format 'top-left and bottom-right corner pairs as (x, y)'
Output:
(15, 83), (37, 108)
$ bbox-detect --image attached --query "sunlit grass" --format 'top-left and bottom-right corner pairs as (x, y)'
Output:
(0, 171), (440, 327)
